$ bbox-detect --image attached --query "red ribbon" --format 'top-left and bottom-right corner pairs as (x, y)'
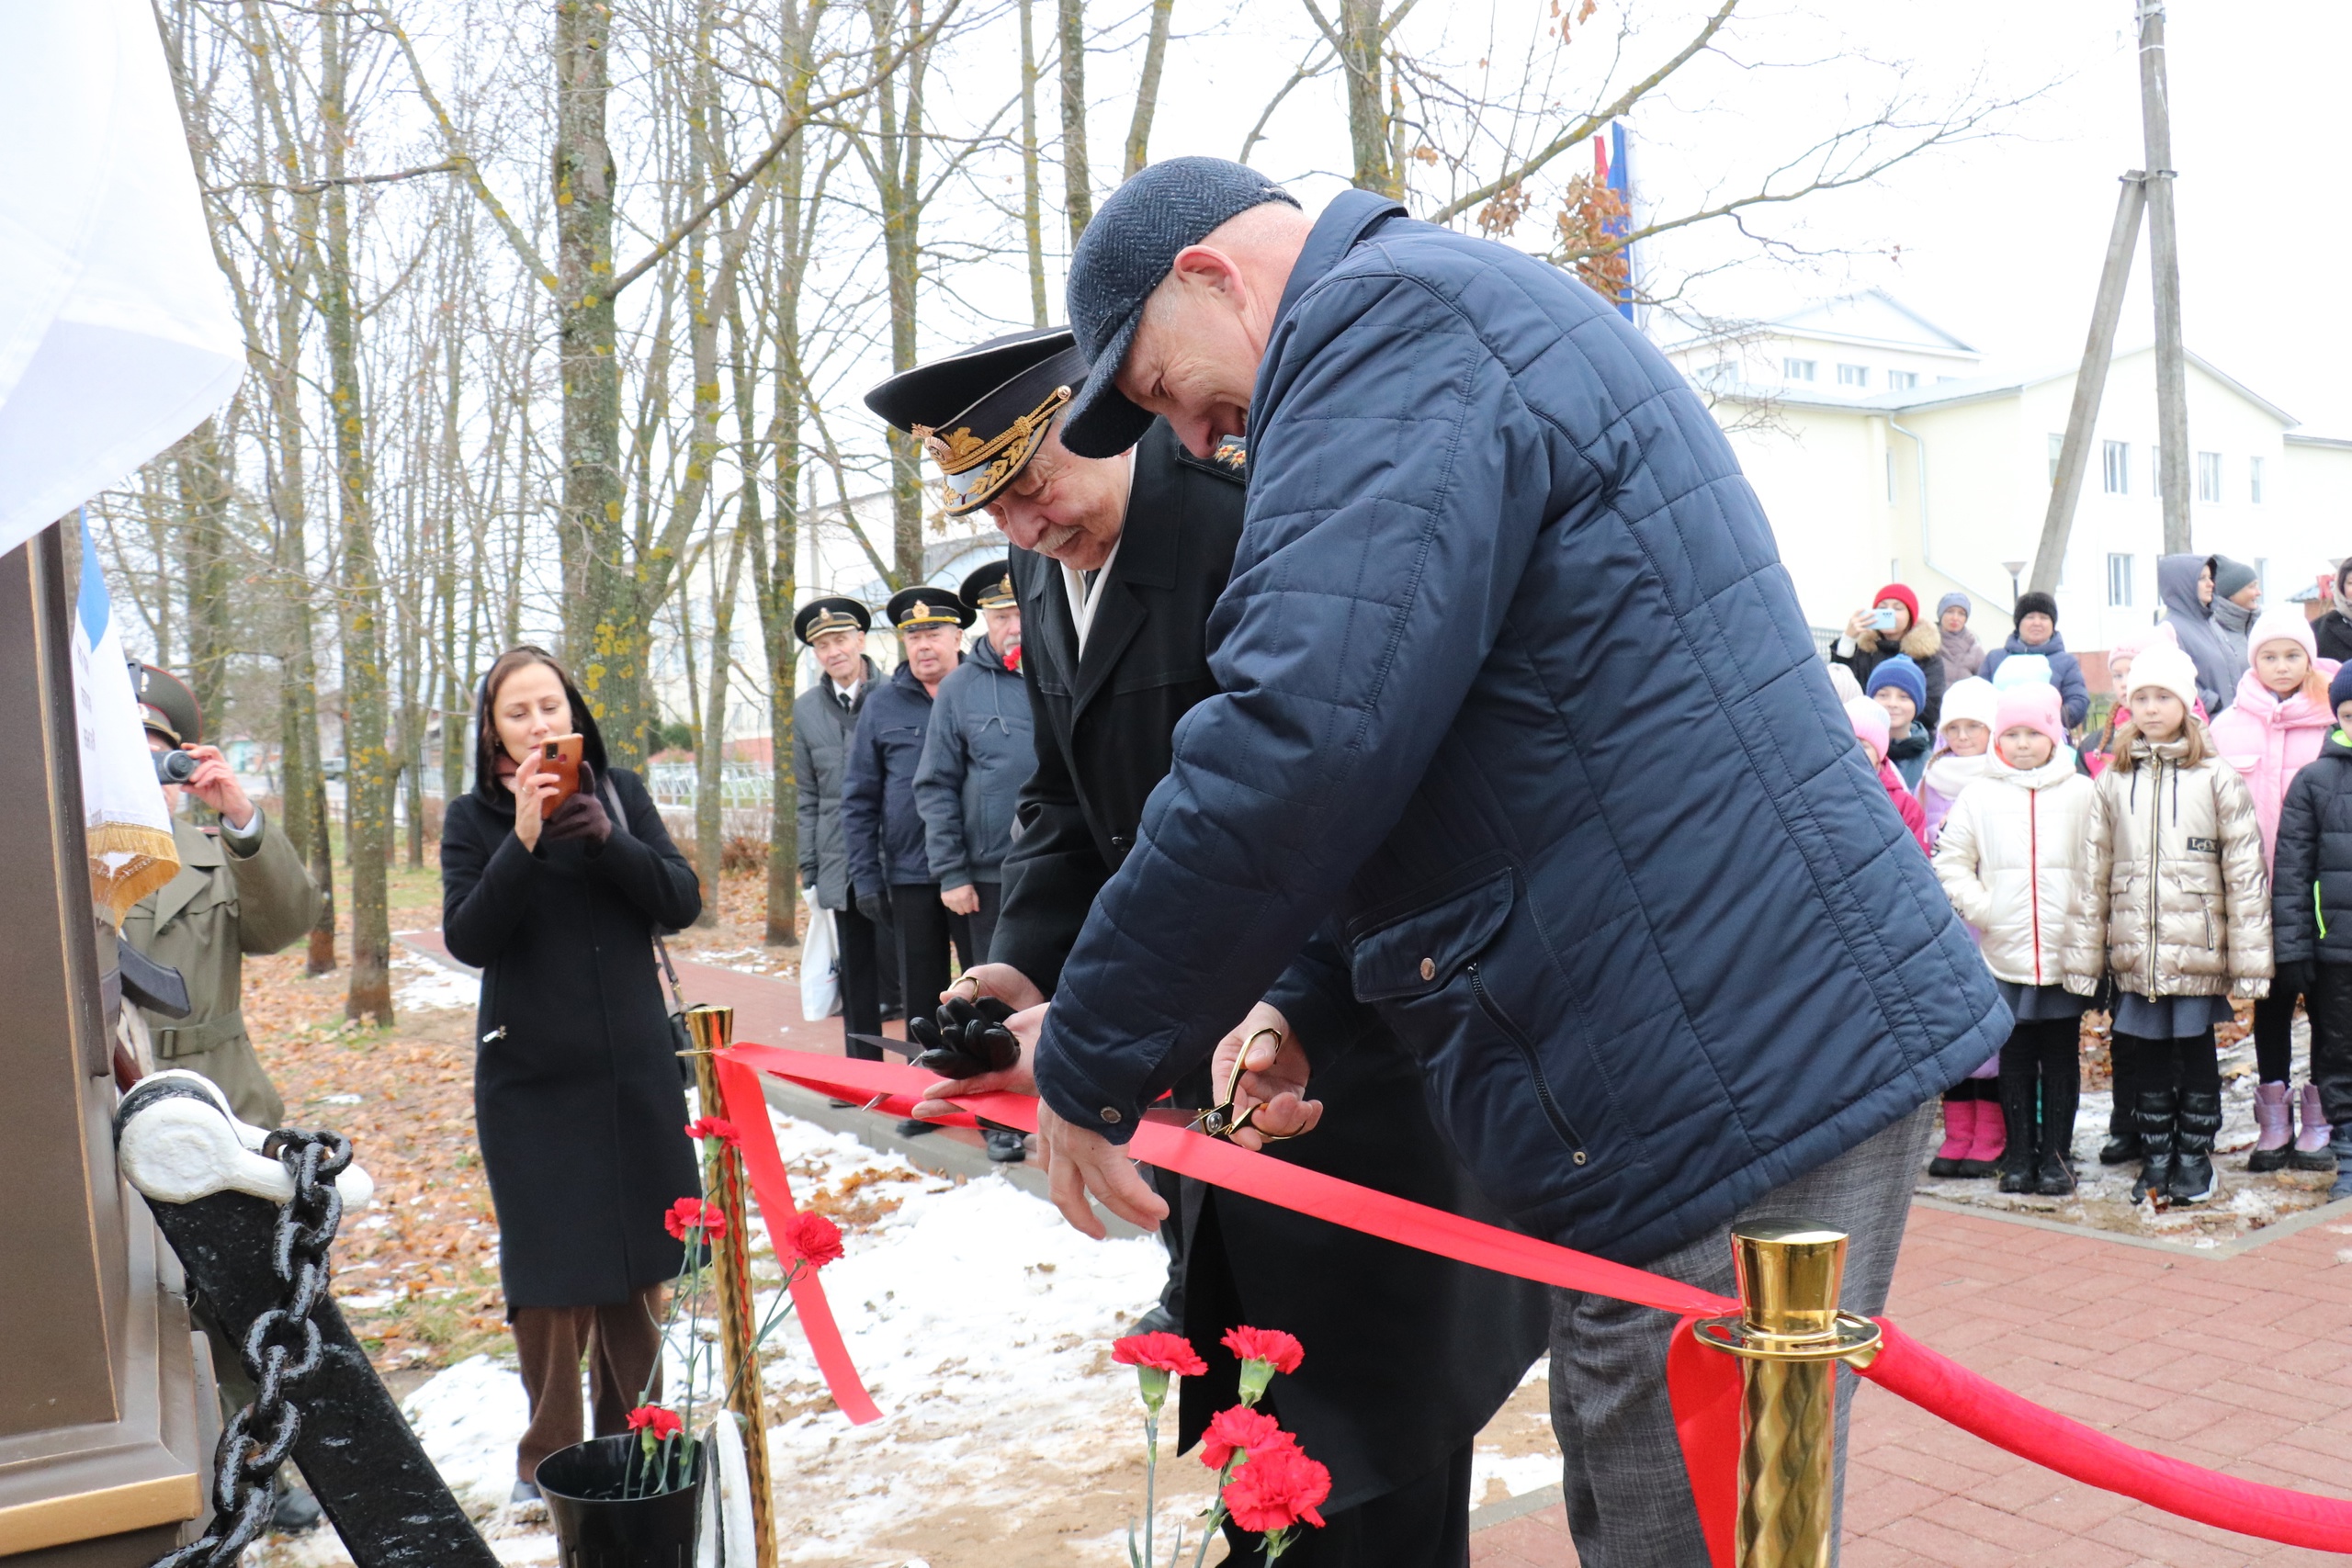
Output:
(721, 1043), (2352, 1558)
(715, 1053), (883, 1425)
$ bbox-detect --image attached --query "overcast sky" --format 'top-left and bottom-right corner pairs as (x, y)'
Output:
(1053, 0), (2349, 435)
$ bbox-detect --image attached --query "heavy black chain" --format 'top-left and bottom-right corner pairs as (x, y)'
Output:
(154, 1128), (352, 1568)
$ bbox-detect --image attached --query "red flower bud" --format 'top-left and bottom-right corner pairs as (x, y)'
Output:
(663, 1197), (728, 1244)
(1221, 1325), (1305, 1375)
(626, 1404), (684, 1441)
(1199, 1404), (1289, 1471)
(1221, 1438), (1330, 1535)
(783, 1211), (845, 1269)
(1112, 1330), (1208, 1378)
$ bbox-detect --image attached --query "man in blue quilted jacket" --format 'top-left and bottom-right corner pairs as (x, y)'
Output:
(918, 159), (2008, 1564)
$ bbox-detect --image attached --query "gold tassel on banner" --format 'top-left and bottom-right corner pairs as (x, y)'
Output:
(684, 1004), (778, 1568)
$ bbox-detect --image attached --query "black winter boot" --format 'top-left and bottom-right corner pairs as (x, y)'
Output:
(2101, 1037), (2141, 1164)
(2168, 1091), (2222, 1203)
(2037, 1043), (2082, 1197)
(1996, 1062), (2039, 1193)
(2331, 1128), (2352, 1204)
(2131, 1087), (2178, 1203)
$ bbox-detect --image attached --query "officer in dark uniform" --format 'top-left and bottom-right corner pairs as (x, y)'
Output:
(840, 583), (979, 1134)
(792, 597), (890, 1058)
(866, 328), (1547, 1566)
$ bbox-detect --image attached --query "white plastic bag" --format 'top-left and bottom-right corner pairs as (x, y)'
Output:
(799, 904), (840, 1021)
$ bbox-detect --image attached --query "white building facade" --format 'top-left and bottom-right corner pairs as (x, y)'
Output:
(1666, 290), (2348, 656)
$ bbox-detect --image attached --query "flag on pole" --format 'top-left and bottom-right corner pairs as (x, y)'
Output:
(72, 511), (177, 923)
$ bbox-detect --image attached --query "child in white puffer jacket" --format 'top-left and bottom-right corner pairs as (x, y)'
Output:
(1933, 685), (2100, 1197)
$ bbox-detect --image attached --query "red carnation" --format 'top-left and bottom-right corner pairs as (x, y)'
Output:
(1199, 1404), (1289, 1471)
(1222, 1325), (1305, 1375)
(626, 1404), (684, 1441)
(1112, 1331), (1207, 1378)
(782, 1211), (845, 1269)
(663, 1197), (728, 1244)
(684, 1116), (741, 1147)
(1221, 1438), (1330, 1535)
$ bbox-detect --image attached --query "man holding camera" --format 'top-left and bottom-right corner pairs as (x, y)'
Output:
(121, 663), (323, 1129)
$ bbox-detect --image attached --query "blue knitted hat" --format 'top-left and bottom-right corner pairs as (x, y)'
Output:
(1867, 654), (1928, 713)
(1061, 157), (1299, 458)
(2330, 661), (2352, 715)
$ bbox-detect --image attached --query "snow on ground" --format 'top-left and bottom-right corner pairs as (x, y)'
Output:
(390, 948), (481, 1012)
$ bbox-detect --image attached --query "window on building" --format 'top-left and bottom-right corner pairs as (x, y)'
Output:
(2250, 455), (2267, 504)
(2197, 451), (2222, 502)
(1783, 358), (1815, 382)
(2102, 439), (2130, 495)
(1887, 370), (1917, 390)
(2107, 553), (2134, 608)
(1838, 364), (1869, 388)
(2150, 448), (2163, 499)
(2048, 433), (2065, 486)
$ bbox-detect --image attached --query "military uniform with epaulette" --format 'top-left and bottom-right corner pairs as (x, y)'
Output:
(120, 664), (322, 1127)
(866, 328), (1546, 1566)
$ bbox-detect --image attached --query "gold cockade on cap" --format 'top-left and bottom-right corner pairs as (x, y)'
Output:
(913, 385), (1074, 513)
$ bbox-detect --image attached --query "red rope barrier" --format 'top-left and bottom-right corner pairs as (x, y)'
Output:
(725, 1043), (2352, 1556)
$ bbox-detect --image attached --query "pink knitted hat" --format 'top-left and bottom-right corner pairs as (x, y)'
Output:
(1993, 684), (2065, 753)
(1845, 694), (1890, 760)
(2248, 604), (2317, 661)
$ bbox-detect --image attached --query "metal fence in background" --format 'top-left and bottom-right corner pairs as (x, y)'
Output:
(646, 761), (773, 812)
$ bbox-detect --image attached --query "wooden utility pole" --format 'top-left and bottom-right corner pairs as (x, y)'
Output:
(2138, 0), (2190, 554)
(2030, 174), (2146, 597)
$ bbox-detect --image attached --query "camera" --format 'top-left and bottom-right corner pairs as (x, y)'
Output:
(1869, 608), (1902, 632)
(153, 749), (200, 785)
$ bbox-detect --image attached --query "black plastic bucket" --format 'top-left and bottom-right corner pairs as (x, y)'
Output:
(537, 1433), (705, 1567)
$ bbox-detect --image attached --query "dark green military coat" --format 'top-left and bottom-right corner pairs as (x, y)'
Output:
(121, 813), (323, 1126)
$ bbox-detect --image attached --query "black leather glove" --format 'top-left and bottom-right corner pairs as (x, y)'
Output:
(856, 887), (888, 927)
(909, 994), (1020, 1078)
(542, 765), (612, 848)
(2275, 959), (2312, 998)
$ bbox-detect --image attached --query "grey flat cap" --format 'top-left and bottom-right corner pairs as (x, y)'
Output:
(1061, 156), (1298, 458)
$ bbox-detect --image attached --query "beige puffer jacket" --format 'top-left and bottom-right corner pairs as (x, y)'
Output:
(2062, 736), (2273, 998)
(1932, 755), (2098, 987)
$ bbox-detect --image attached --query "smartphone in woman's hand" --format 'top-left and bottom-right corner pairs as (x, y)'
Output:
(541, 734), (584, 805)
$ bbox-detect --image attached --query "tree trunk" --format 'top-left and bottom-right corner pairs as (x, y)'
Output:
(321, 0), (392, 1024)
(1336, 0), (1396, 197)
(870, 0), (927, 586)
(1122, 0), (1175, 178)
(695, 524), (748, 927)
(1057, 0), (1091, 245)
(1019, 0), (1048, 324)
(172, 415), (236, 728)
(554, 0), (638, 770)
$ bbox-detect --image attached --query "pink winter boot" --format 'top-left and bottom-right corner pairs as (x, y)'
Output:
(2292, 1081), (2335, 1172)
(1961, 1096), (2007, 1178)
(2247, 1081), (2293, 1172)
(1927, 1100), (1975, 1178)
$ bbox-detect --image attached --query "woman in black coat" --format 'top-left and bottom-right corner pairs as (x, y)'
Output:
(440, 646), (703, 1498)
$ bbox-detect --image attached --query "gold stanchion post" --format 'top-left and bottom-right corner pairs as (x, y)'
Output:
(1692, 1222), (1883, 1568)
(685, 1004), (777, 1568)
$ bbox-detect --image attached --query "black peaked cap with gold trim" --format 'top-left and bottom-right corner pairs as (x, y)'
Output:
(887, 584), (975, 632)
(959, 560), (1018, 613)
(863, 327), (1089, 517)
(793, 596), (872, 647)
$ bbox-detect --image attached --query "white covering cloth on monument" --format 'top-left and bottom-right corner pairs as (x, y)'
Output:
(74, 511), (179, 922)
(0, 0), (243, 556)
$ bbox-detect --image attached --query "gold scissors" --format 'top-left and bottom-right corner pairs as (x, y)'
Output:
(1192, 1028), (1300, 1144)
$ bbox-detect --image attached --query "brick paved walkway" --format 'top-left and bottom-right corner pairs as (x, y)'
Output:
(1470, 1201), (2352, 1566)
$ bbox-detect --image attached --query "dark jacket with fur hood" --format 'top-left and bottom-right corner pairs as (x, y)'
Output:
(1834, 618), (1949, 731)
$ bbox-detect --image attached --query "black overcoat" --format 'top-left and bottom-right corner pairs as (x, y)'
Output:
(993, 419), (1549, 1515)
(441, 723), (703, 1309)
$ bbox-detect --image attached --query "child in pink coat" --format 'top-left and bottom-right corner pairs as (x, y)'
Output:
(1848, 695), (1929, 852)
(2211, 604), (2342, 1168)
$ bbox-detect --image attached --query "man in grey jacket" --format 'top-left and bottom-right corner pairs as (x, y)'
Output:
(791, 597), (888, 1058)
(912, 561), (1033, 969)
(913, 561), (1035, 1159)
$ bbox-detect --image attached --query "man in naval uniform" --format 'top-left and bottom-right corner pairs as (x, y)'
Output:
(792, 596), (888, 1059)
(866, 328), (1547, 1566)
